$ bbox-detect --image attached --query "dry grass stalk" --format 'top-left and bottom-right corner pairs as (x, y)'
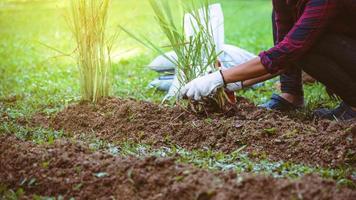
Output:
(67, 0), (113, 103)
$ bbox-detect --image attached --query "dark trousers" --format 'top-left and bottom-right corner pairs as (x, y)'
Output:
(272, 12), (356, 107)
(301, 34), (356, 107)
(272, 11), (304, 97)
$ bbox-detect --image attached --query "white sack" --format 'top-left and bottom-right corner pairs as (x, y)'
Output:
(149, 4), (224, 73)
(184, 4), (224, 60)
(221, 44), (256, 68)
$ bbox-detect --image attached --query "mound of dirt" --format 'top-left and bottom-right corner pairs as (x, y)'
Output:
(33, 97), (356, 168)
(1, 136), (355, 200)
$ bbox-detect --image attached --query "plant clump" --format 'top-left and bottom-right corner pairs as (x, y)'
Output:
(121, 0), (234, 113)
(67, 0), (113, 103)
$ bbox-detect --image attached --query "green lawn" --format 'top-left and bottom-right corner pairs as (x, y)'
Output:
(0, 0), (337, 118)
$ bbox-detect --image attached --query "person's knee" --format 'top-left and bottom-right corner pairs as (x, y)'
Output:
(299, 34), (346, 67)
(312, 34), (353, 54)
(298, 53), (321, 74)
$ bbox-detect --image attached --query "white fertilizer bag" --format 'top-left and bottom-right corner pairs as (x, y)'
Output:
(221, 44), (256, 68)
(184, 3), (225, 61)
(149, 4), (224, 73)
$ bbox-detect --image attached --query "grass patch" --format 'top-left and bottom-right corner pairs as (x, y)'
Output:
(82, 134), (355, 187)
(0, 121), (66, 145)
(1, 114), (354, 188)
(0, 0), (337, 118)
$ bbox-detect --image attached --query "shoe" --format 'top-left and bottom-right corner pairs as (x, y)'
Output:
(259, 94), (302, 111)
(314, 102), (356, 121)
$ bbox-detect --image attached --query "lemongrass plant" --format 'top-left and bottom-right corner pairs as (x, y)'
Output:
(67, 0), (113, 103)
(121, 0), (233, 112)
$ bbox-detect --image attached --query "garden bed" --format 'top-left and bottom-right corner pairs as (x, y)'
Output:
(32, 97), (356, 168)
(1, 135), (355, 200)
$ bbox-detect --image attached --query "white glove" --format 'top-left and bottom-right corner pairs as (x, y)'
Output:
(226, 81), (243, 92)
(220, 65), (243, 92)
(180, 71), (224, 101)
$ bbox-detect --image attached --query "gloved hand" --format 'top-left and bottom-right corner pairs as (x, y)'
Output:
(220, 65), (243, 92)
(226, 81), (243, 92)
(180, 71), (224, 101)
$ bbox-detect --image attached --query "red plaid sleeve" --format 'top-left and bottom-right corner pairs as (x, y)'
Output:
(259, 0), (338, 74)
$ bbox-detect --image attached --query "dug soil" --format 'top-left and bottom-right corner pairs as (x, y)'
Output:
(1, 135), (355, 200)
(32, 97), (356, 168)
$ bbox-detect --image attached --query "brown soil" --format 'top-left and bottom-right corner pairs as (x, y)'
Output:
(32, 97), (356, 168)
(1, 135), (355, 200)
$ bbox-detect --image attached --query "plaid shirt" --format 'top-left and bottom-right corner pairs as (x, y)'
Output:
(259, 0), (356, 74)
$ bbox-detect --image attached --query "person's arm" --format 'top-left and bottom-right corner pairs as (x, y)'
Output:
(180, 58), (281, 100)
(242, 69), (284, 87)
(223, 0), (338, 85)
(222, 57), (268, 83)
(222, 57), (284, 88)
(223, 1), (293, 90)
(259, 0), (338, 74)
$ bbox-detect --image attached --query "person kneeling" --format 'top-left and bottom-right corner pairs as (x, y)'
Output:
(180, 0), (356, 121)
